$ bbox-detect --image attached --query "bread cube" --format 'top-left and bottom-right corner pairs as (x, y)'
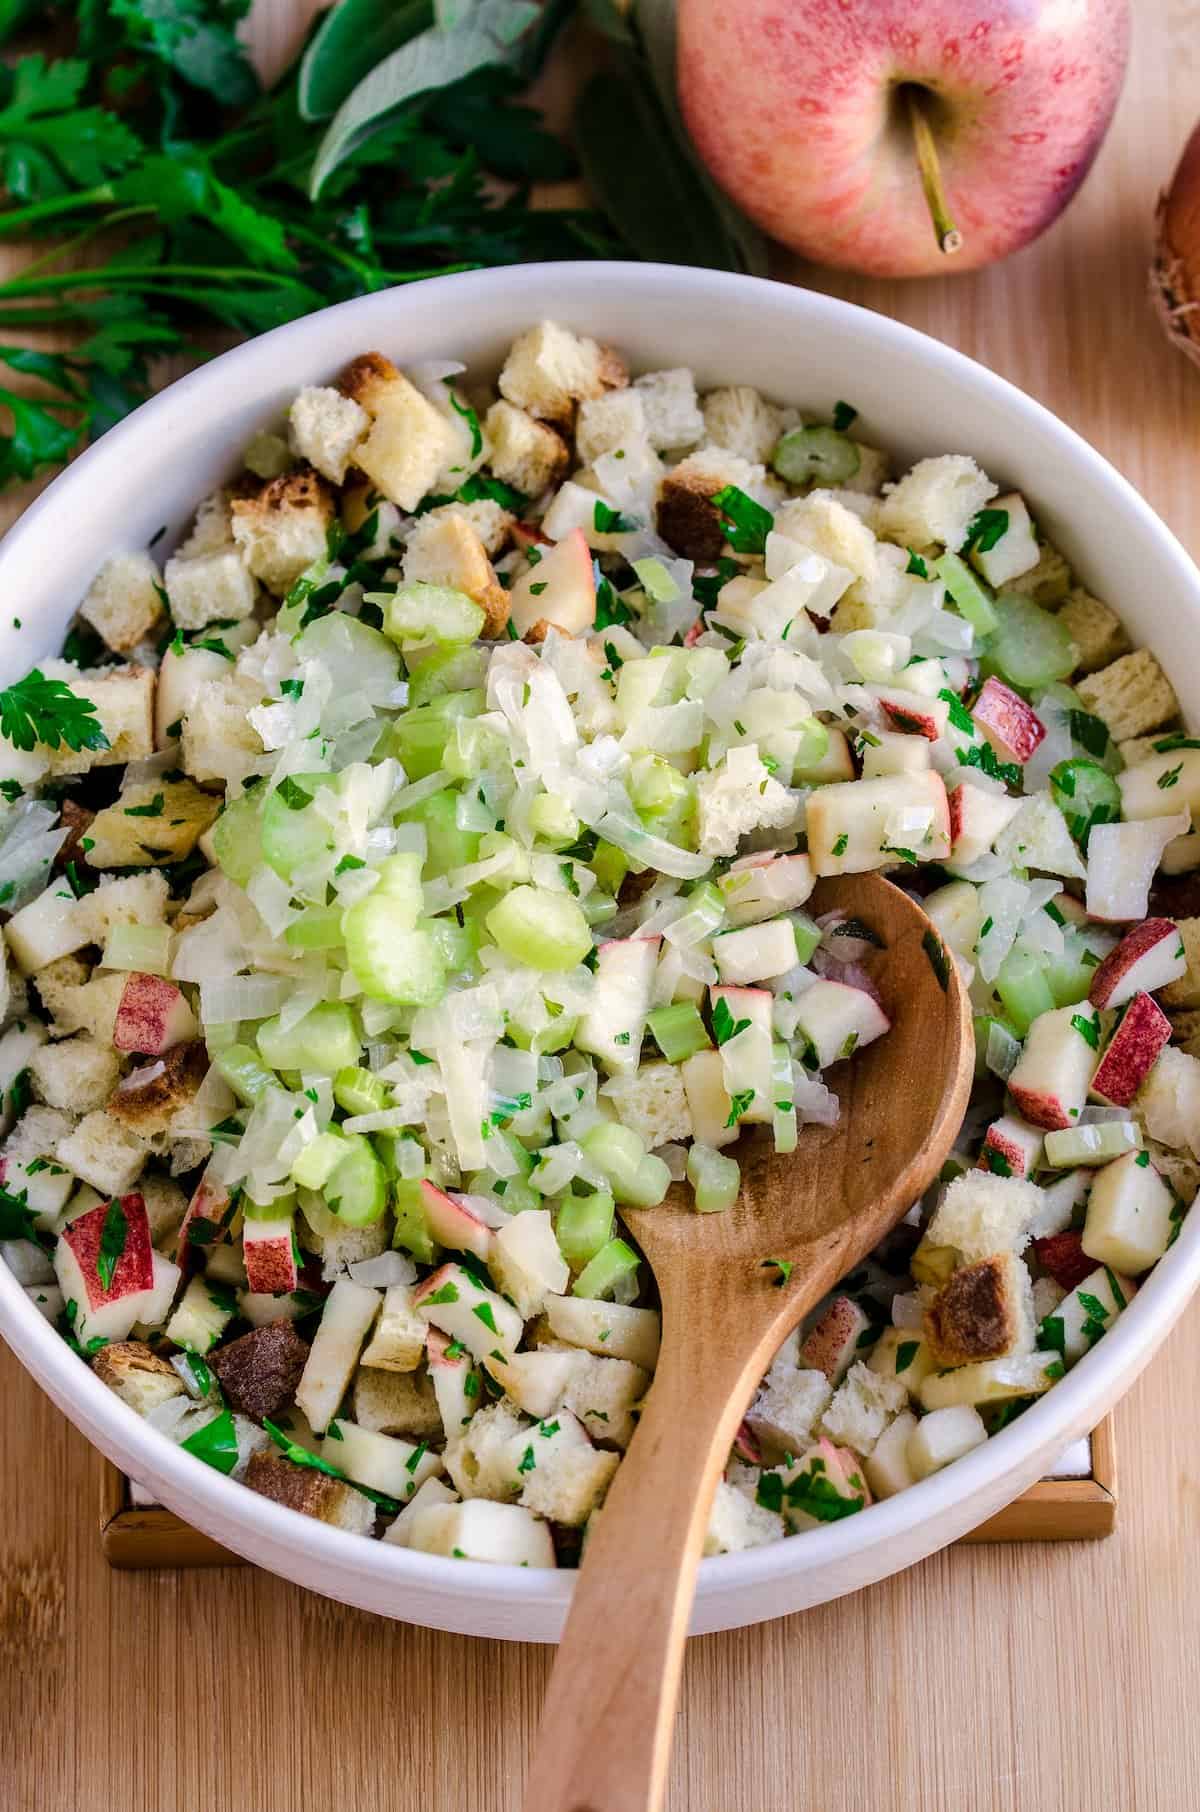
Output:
(576, 387), (648, 464)
(164, 548), (256, 632)
(599, 1062), (693, 1148)
(79, 552), (166, 653)
(288, 384), (369, 484)
(175, 490), (233, 559)
(401, 510), (508, 637)
(407, 1497), (556, 1567)
(819, 1360), (908, 1455)
(1135, 1044), (1200, 1154)
(84, 778), (220, 869)
(633, 367), (704, 451)
(745, 1363), (832, 1460)
(181, 670), (265, 786)
(923, 1252), (1036, 1366)
(877, 454), (998, 550)
(352, 1364), (441, 1439)
(483, 399), (569, 497)
(657, 444), (766, 562)
(1056, 588), (1130, 673)
(925, 1170), (1044, 1264)
(209, 1320), (309, 1422)
(107, 1041), (207, 1137)
(560, 1351), (648, 1449)
(443, 1400), (528, 1501)
(360, 1282), (426, 1372)
(342, 352), (463, 510)
(515, 1410), (619, 1525)
(773, 492), (878, 585)
(140, 1173), (187, 1245)
(55, 1110), (145, 1195)
(498, 320), (627, 425)
(80, 871), (169, 945)
(1159, 919), (1200, 1010)
(862, 1409), (919, 1499)
(244, 1451), (375, 1535)
(1004, 537), (1073, 606)
(704, 1479), (784, 1553)
(230, 467), (333, 595)
(92, 1339), (186, 1415)
(701, 385), (784, 464)
(426, 496), (514, 558)
(37, 663), (155, 776)
(29, 1035), (119, 1113)
(906, 1404), (987, 1479)
(1076, 649), (1179, 743)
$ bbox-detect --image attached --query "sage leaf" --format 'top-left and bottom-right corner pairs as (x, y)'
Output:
(299, 0), (434, 123)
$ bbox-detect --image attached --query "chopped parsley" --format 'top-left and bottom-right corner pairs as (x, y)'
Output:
(180, 1407), (239, 1476)
(921, 930), (951, 992)
(710, 484), (772, 556)
(895, 1340), (919, 1375)
(0, 670), (109, 754)
(761, 1257), (792, 1286)
(711, 997), (751, 1045)
(724, 1088), (755, 1127)
(1070, 1011), (1101, 1050)
(593, 499), (636, 535)
(124, 792), (165, 817)
(961, 507), (1009, 555)
(938, 688), (974, 735)
(905, 549), (928, 578)
(96, 1197), (128, 1291)
(831, 400), (858, 432)
(832, 833), (849, 857)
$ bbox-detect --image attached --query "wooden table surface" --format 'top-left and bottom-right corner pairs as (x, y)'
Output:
(3, 4), (1200, 1809)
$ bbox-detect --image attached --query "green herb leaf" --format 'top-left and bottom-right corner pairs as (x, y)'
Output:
(724, 1087), (755, 1127)
(180, 1406), (239, 1475)
(962, 508), (1010, 555)
(711, 997), (750, 1046)
(300, 0), (435, 121)
(761, 1256), (792, 1286)
(710, 483), (772, 555)
(0, 669), (109, 753)
(96, 1195), (128, 1292)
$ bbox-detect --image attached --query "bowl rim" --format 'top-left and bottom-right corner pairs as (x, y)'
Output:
(2, 258), (1200, 1622)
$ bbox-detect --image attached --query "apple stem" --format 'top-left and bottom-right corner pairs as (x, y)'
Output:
(907, 88), (963, 257)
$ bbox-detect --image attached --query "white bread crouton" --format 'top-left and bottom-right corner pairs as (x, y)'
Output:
(164, 548), (257, 631)
(427, 496), (514, 557)
(1076, 649), (1179, 743)
(1159, 919), (1200, 1010)
(4, 1104), (74, 1162)
(560, 1350), (648, 1449)
(515, 1412), (618, 1526)
(924, 1251), (1036, 1366)
(288, 384), (369, 484)
(599, 1061), (692, 1147)
(56, 1110), (145, 1194)
(819, 1360), (908, 1455)
(696, 746), (797, 857)
(352, 1363), (441, 1439)
(79, 871), (169, 945)
(1003, 537), (1073, 606)
(401, 510), (508, 637)
(746, 1363), (832, 1460)
(632, 366), (705, 451)
(1118, 733), (1166, 767)
(92, 1340), (185, 1414)
(925, 1171), (1045, 1265)
(84, 778), (220, 869)
(1135, 1045), (1200, 1156)
(181, 670), (265, 786)
(576, 387), (648, 465)
(35, 962), (124, 1045)
(230, 467), (334, 595)
(341, 352), (461, 511)
(657, 444), (770, 562)
(701, 385), (785, 465)
(79, 552), (165, 654)
(37, 662), (155, 776)
(704, 1479), (783, 1554)
(140, 1173), (187, 1245)
(773, 491), (878, 585)
(244, 1450), (375, 1533)
(483, 399), (569, 497)
(498, 320), (627, 425)
(443, 1400), (528, 1501)
(1055, 588), (1130, 673)
(876, 454), (998, 551)
(29, 1035), (120, 1112)
(360, 1282), (426, 1372)
(175, 491), (233, 559)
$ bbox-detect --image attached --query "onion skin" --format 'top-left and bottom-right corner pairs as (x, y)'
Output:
(1153, 120), (1200, 369)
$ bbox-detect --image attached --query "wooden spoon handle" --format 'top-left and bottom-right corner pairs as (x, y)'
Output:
(522, 1311), (763, 1812)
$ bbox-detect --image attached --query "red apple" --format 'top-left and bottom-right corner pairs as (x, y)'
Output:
(113, 973), (197, 1055)
(875, 688), (948, 742)
(798, 1294), (871, 1383)
(53, 1193), (155, 1342)
(948, 783), (1021, 868)
(1032, 1230), (1094, 1293)
(1088, 918), (1186, 1008)
(972, 678), (1045, 765)
(417, 1180), (493, 1262)
(242, 1215), (300, 1295)
(977, 1114), (1043, 1180)
(677, 0), (1130, 278)
(177, 1165), (236, 1259)
(1089, 992), (1172, 1108)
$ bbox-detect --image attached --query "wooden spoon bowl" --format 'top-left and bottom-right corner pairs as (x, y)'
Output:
(523, 871), (974, 1812)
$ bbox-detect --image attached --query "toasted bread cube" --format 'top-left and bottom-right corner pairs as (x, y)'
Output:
(352, 1363), (441, 1439)
(498, 320), (627, 425)
(745, 1363), (832, 1460)
(107, 1041), (208, 1137)
(818, 1360), (908, 1456)
(175, 491), (233, 559)
(906, 1404), (987, 1479)
(37, 663), (155, 776)
(866, 1326), (935, 1398)
(210, 1319), (309, 1421)
(230, 467), (334, 595)
(341, 352), (461, 511)
(543, 1294), (660, 1369)
(35, 962), (124, 1045)
(632, 367), (704, 450)
(140, 1173), (188, 1245)
(288, 384), (369, 484)
(80, 871), (169, 946)
(599, 1062), (693, 1148)
(164, 548), (256, 632)
(30, 1034), (121, 1113)
(427, 496), (514, 558)
(1004, 537), (1073, 606)
(244, 1450), (375, 1534)
(294, 1277), (381, 1434)
(443, 1400), (528, 1501)
(5, 1103), (74, 1165)
(1056, 588), (1130, 673)
(55, 1110), (144, 1195)
(1076, 649), (1178, 743)
(701, 384), (785, 465)
(181, 670), (265, 786)
(79, 552), (165, 653)
(576, 387), (648, 465)
(704, 1479), (784, 1553)
(92, 1339), (186, 1415)
(877, 454), (998, 551)
(773, 492), (878, 584)
(483, 399), (569, 497)
(863, 1409), (919, 1499)
(408, 1497), (556, 1566)
(401, 510), (508, 637)
(1159, 919), (1200, 1010)
(657, 444), (766, 562)
(84, 778), (220, 869)
(923, 1252), (1036, 1367)
(925, 1170), (1044, 1264)
(515, 1411), (619, 1525)
(360, 1282), (426, 1372)
(382, 1474), (459, 1546)
(1169, 1008), (1200, 1056)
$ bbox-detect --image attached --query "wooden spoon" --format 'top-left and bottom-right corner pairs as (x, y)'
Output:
(522, 871), (973, 1812)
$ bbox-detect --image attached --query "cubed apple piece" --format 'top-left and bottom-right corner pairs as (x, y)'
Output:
(112, 973), (197, 1055)
(863, 1410), (920, 1499)
(1088, 918), (1187, 1007)
(972, 677), (1045, 764)
(163, 1273), (237, 1354)
(322, 1419), (443, 1501)
(807, 771), (950, 876)
(923, 879), (983, 959)
(1086, 815), (1190, 922)
(768, 1436), (870, 1533)
(1038, 1263), (1136, 1366)
(485, 1348), (580, 1420)
(426, 1326), (482, 1438)
(382, 1475), (460, 1547)
(361, 1282), (426, 1371)
(947, 782), (1022, 868)
(1089, 993), (1171, 1107)
(1081, 1150), (1175, 1275)
(53, 1192), (155, 1344)
(4, 882), (90, 974)
(710, 984), (774, 1124)
(407, 1498), (557, 1567)
(859, 731), (931, 778)
(793, 978), (890, 1071)
(1118, 746), (1200, 822)
(717, 853), (814, 926)
(137, 1251), (183, 1330)
(977, 1115), (1044, 1180)
(508, 526), (596, 639)
(798, 1294), (872, 1383)
(416, 1179), (493, 1262)
(242, 1214), (299, 1296)
(871, 685), (949, 742)
(0, 1150), (73, 1230)
(867, 1327), (935, 1397)
(575, 936), (659, 1073)
(680, 1048), (737, 1148)
(712, 919), (800, 985)
(294, 1277), (381, 1434)
(413, 1262), (523, 1363)
(1006, 1005), (1100, 1131)
(906, 1405), (988, 1480)
(489, 1209), (569, 1319)
(543, 1294), (661, 1369)
(918, 1352), (1058, 1411)
(175, 1164), (237, 1258)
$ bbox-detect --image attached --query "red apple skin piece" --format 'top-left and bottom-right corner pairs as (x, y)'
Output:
(425, 1324), (465, 1370)
(1032, 1231), (1095, 1294)
(676, 0), (1130, 278)
(1088, 918), (1182, 1009)
(1089, 992), (1172, 1108)
(62, 1192), (153, 1308)
(877, 695), (940, 741)
(112, 973), (196, 1055)
(733, 1419), (764, 1465)
(972, 677), (1046, 764)
(976, 1118), (1040, 1180)
(798, 1294), (870, 1382)
(242, 1222), (299, 1295)
(1005, 1084), (1069, 1133)
(417, 1181), (493, 1262)
(176, 1168), (234, 1259)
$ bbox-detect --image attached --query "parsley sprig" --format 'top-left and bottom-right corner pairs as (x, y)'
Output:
(0, 668), (108, 752)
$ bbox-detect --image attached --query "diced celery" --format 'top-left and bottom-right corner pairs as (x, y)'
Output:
(101, 922), (172, 974)
(972, 1013), (1019, 1081)
(555, 1188), (616, 1270)
(420, 914), (474, 973)
(984, 595), (1077, 690)
(790, 717), (831, 777)
(1043, 1121), (1142, 1167)
(257, 1002), (361, 1073)
(628, 755), (693, 815)
(580, 892), (617, 928)
(406, 642), (489, 706)
(1045, 930), (1107, 1008)
(647, 1002), (712, 1063)
(390, 690), (486, 780)
(295, 611), (400, 693)
(477, 830), (531, 886)
(243, 1189), (295, 1222)
(382, 582), (485, 646)
(344, 856), (445, 1004)
(326, 1135), (387, 1225)
(770, 1041), (797, 1154)
(485, 886), (592, 972)
(491, 1173), (541, 1213)
(284, 907), (345, 951)
(391, 1175), (437, 1263)
(261, 770), (337, 880)
(214, 1043), (278, 1106)
(529, 792), (581, 846)
(572, 1237), (641, 1300)
(580, 1122), (671, 1207)
(791, 911), (822, 966)
(443, 716), (510, 781)
(291, 1130), (347, 1190)
(994, 948), (1056, 1037)
(771, 425), (861, 486)
(402, 788), (480, 878)
(333, 1066), (389, 1117)
(591, 842), (630, 895)
(1049, 758), (1121, 851)
(211, 788), (263, 887)
(686, 1142), (741, 1213)
(935, 551), (998, 635)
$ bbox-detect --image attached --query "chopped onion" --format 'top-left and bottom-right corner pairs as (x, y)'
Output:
(347, 1251), (417, 1288)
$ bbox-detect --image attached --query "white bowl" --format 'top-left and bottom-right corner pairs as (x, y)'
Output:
(2, 263), (1198, 1642)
